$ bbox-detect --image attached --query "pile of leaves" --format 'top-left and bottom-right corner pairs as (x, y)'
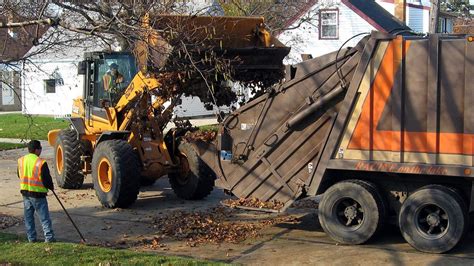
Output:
(222, 198), (285, 211)
(183, 130), (217, 143)
(150, 207), (296, 246)
(0, 213), (21, 229)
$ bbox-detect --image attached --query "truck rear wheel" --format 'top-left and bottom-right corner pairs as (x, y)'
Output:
(319, 179), (387, 245)
(169, 142), (215, 200)
(399, 185), (468, 253)
(92, 140), (140, 208)
(54, 129), (84, 189)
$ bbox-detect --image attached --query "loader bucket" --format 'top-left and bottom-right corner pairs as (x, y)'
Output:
(137, 14), (290, 73)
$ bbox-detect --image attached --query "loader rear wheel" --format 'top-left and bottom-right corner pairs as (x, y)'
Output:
(399, 185), (468, 253)
(169, 142), (215, 200)
(92, 140), (140, 208)
(319, 180), (387, 245)
(54, 129), (84, 189)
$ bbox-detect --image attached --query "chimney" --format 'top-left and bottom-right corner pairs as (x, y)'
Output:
(394, 0), (406, 22)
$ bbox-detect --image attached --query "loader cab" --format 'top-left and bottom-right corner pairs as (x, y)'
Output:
(79, 52), (138, 125)
(79, 52), (138, 108)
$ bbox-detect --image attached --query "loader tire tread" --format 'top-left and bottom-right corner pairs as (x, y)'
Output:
(92, 140), (140, 208)
(54, 129), (84, 189)
(169, 142), (215, 200)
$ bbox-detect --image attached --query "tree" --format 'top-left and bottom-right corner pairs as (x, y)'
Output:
(218, 0), (318, 34)
(0, 0), (309, 131)
(441, 0), (471, 15)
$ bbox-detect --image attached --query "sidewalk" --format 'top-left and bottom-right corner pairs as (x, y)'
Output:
(0, 139), (49, 148)
(0, 138), (29, 144)
(0, 111), (22, 115)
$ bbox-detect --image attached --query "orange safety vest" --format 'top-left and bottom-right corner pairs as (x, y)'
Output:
(18, 153), (48, 193)
(103, 73), (113, 91)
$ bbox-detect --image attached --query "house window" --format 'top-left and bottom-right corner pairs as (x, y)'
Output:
(44, 79), (56, 93)
(44, 68), (64, 94)
(319, 9), (339, 39)
(1, 71), (17, 105)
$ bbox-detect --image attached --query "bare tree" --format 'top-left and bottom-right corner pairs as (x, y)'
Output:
(0, 0), (322, 135)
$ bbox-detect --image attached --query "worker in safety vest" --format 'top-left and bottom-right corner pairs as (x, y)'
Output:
(102, 62), (124, 92)
(18, 140), (55, 243)
(102, 62), (124, 103)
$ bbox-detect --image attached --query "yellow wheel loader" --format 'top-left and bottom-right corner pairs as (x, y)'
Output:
(47, 15), (289, 208)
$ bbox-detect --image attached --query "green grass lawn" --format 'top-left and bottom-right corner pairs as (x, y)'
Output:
(198, 124), (219, 132)
(0, 114), (69, 140)
(0, 232), (223, 265)
(0, 142), (26, 151)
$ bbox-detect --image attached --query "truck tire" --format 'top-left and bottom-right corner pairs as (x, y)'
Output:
(319, 179), (387, 245)
(91, 140), (140, 208)
(54, 129), (84, 189)
(399, 185), (468, 253)
(169, 142), (215, 200)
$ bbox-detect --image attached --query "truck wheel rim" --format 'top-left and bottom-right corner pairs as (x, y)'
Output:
(56, 146), (63, 174)
(334, 197), (364, 230)
(98, 158), (112, 192)
(414, 204), (449, 240)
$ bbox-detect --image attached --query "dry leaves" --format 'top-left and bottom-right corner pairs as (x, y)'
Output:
(183, 130), (217, 143)
(0, 213), (21, 229)
(44, 247), (52, 254)
(222, 198), (285, 210)
(150, 207), (297, 247)
(141, 236), (168, 250)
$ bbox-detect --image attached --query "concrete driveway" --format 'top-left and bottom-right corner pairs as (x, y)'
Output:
(2, 144), (474, 265)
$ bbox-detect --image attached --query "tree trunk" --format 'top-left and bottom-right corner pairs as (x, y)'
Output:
(429, 0), (440, 33)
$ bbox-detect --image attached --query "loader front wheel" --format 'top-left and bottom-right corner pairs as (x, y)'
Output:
(169, 142), (215, 200)
(399, 185), (468, 253)
(92, 140), (140, 208)
(54, 129), (84, 189)
(319, 180), (386, 245)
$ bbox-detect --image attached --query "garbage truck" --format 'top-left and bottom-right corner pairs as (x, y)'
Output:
(197, 31), (474, 253)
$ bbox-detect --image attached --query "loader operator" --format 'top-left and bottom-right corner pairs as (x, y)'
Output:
(102, 62), (124, 103)
(17, 140), (55, 243)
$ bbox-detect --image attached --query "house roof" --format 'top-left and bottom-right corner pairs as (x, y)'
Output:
(280, 0), (412, 36)
(281, 0), (318, 30)
(342, 0), (412, 33)
(0, 16), (49, 63)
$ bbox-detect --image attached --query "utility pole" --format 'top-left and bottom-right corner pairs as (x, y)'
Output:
(429, 0), (440, 33)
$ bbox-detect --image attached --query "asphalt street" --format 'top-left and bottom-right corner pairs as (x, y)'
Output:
(2, 144), (474, 265)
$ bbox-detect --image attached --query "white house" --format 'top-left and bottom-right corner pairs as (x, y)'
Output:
(279, 0), (432, 62)
(21, 35), (93, 116)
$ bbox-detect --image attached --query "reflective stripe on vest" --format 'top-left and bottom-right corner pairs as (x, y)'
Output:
(18, 154), (48, 193)
(103, 73), (112, 91)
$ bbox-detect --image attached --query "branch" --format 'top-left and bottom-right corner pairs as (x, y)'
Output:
(0, 18), (58, 28)
(52, 1), (98, 26)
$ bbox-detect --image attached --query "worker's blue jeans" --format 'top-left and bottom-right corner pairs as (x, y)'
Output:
(23, 196), (55, 242)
